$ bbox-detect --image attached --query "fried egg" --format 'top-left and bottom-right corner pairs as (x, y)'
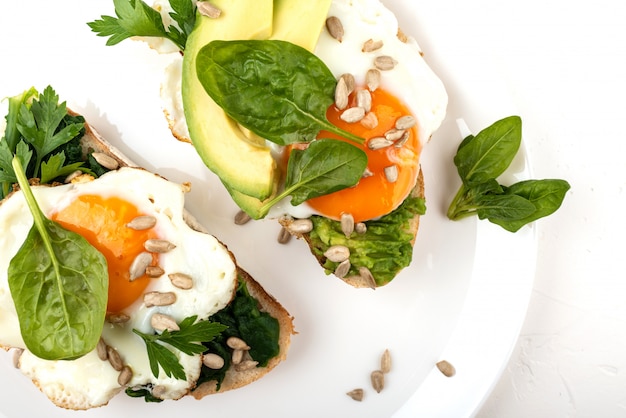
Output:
(160, 0), (447, 222)
(0, 167), (237, 409)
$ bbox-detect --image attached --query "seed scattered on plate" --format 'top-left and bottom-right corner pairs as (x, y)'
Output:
(436, 360), (456, 377)
(370, 370), (385, 393)
(347, 388), (364, 401)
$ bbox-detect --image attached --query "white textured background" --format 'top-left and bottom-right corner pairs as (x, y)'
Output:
(471, 1), (626, 416)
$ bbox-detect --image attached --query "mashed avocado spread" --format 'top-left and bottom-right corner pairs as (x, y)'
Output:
(308, 195), (426, 286)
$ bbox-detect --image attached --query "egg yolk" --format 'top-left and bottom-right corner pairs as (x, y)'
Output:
(305, 87), (421, 223)
(50, 195), (158, 313)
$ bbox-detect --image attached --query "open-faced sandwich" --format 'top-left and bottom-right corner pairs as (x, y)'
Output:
(0, 86), (294, 410)
(88, 0), (448, 288)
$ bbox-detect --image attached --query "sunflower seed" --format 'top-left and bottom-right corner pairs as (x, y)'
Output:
(384, 165), (399, 183)
(234, 210), (251, 225)
(227, 336), (250, 351)
(334, 76), (349, 110)
(152, 385), (167, 398)
(235, 360), (259, 372)
(168, 273), (193, 290)
(129, 252), (152, 281)
(143, 291), (177, 307)
(91, 152), (119, 170)
(436, 360), (456, 377)
(339, 73), (356, 95)
(144, 239), (176, 253)
(126, 215), (157, 231)
(325, 16), (344, 42)
(64, 170), (83, 184)
(106, 312), (130, 323)
(197, 1), (221, 18)
(96, 338), (108, 361)
(341, 213), (355, 238)
(202, 353), (225, 369)
(277, 226), (292, 244)
(358, 266), (377, 289)
(394, 131), (410, 148)
(355, 222), (367, 234)
(231, 349), (244, 365)
(384, 128), (406, 141)
(371, 370), (385, 393)
(324, 245), (350, 262)
(381, 349), (392, 373)
(334, 259), (351, 278)
(356, 89), (372, 113)
(362, 38), (383, 52)
(151, 313), (179, 332)
(374, 55), (397, 71)
(395, 115), (416, 130)
(340, 106), (365, 123)
(118, 365), (133, 386)
(107, 346), (123, 371)
(145, 265), (164, 278)
(360, 112), (379, 129)
(12, 348), (24, 368)
(347, 388), (364, 402)
(287, 219), (313, 234)
(366, 68), (381, 91)
(368, 136), (394, 150)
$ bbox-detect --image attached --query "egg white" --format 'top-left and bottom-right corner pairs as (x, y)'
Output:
(0, 167), (237, 408)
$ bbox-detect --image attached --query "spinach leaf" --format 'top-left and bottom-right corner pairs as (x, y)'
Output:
(197, 279), (280, 392)
(7, 156), (108, 360)
(447, 116), (570, 232)
(258, 139), (367, 217)
(474, 193), (537, 221)
(195, 39), (365, 146)
(491, 179), (570, 232)
(454, 115), (521, 186)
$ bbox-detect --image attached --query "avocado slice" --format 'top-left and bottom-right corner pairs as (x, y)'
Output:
(182, 0), (276, 201)
(270, 0), (332, 50)
(183, 0), (333, 217)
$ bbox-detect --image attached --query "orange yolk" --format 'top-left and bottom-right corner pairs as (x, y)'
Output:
(305, 87), (421, 223)
(51, 195), (158, 313)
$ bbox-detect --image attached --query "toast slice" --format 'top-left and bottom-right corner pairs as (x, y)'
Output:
(1, 111), (294, 408)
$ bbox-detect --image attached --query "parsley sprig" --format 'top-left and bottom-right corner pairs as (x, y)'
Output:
(87, 0), (196, 51)
(0, 86), (89, 199)
(133, 316), (227, 381)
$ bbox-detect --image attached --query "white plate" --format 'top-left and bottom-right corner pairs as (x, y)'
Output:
(0, 1), (536, 417)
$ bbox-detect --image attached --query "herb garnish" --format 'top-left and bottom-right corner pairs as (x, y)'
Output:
(133, 315), (227, 381)
(0, 86), (89, 199)
(258, 139), (368, 217)
(447, 116), (570, 232)
(87, 0), (196, 51)
(195, 39), (366, 146)
(8, 156), (109, 360)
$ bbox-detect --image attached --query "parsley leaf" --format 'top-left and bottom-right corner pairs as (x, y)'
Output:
(88, 0), (196, 51)
(133, 316), (227, 380)
(40, 153), (89, 184)
(16, 86), (83, 178)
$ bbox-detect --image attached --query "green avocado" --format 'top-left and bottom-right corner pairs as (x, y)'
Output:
(183, 0), (332, 217)
(182, 0), (276, 202)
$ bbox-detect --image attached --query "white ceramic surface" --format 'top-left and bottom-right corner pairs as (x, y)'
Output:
(0, 1), (557, 416)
